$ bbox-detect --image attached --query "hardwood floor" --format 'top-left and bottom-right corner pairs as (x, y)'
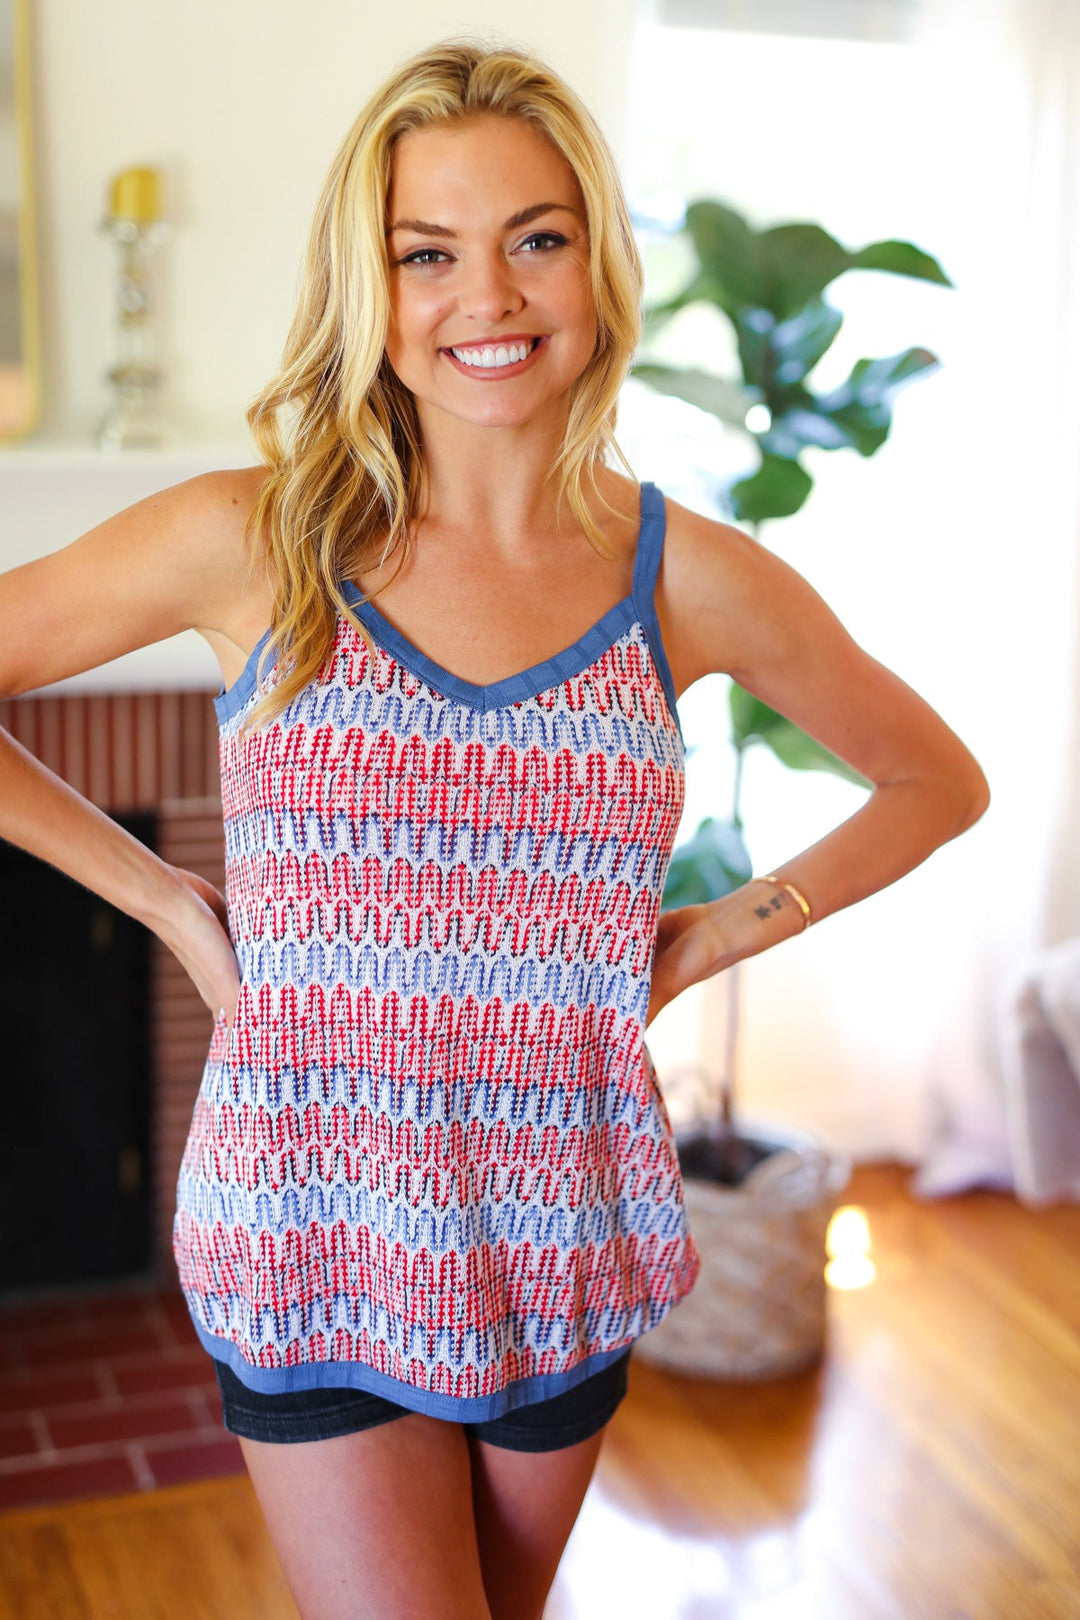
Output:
(0, 1164), (1077, 1620)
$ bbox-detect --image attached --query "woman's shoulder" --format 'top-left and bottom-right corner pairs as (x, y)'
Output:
(652, 490), (765, 610)
(159, 464), (274, 608)
(172, 463), (271, 552)
(655, 488), (752, 558)
(600, 473), (759, 613)
(128, 462), (271, 569)
(0, 464), (275, 698)
(164, 465), (277, 669)
(650, 491), (793, 692)
(100, 462), (279, 660)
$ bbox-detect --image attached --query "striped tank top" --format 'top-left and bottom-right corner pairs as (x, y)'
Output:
(173, 480), (701, 1419)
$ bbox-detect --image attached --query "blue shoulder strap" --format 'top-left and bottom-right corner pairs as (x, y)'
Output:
(631, 482), (682, 741)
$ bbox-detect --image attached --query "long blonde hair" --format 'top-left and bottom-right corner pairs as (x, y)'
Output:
(244, 39), (643, 725)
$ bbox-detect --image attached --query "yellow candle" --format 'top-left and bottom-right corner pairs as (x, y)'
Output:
(109, 167), (162, 223)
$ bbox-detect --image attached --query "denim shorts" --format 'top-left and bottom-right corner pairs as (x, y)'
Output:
(213, 1348), (632, 1452)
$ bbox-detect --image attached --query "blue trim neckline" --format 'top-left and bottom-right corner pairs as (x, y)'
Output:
(214, 481), (680, 734)
(341, 584), (637, 713)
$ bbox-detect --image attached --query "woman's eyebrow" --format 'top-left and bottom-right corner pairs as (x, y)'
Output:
(387, 201), (581, 236)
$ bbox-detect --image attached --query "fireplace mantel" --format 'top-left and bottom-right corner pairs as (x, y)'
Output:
(1, 441), (255, 695)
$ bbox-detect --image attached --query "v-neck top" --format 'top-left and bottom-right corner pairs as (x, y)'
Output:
(214, 481), (682, 731)
(175, 480), (701, 1418)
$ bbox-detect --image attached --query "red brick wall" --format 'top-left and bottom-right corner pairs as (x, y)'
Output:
(0, 691), (220, 809)
(1, 690), (223, 1277)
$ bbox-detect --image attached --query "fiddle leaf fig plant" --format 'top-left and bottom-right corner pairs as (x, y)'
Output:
(636, 200), (951, 528)
(642, 200), (950, 1177)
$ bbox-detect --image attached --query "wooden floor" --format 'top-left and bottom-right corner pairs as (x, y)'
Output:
(1, 1164), (1078, 1620)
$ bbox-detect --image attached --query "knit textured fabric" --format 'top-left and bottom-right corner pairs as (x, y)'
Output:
(173, 481), (701, 1420)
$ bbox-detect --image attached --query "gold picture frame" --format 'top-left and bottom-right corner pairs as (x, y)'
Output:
(0, 0), (41, 443)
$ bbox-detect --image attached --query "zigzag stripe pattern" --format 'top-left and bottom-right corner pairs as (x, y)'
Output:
(174, 607), (702, 1406)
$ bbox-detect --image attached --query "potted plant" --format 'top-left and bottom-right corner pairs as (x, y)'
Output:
(633, 200), (950, 1377)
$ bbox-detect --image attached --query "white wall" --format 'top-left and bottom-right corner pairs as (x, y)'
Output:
(26, 0), (635, 445)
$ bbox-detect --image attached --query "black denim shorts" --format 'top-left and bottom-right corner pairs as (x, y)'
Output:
(214, 1348), (632, 1452)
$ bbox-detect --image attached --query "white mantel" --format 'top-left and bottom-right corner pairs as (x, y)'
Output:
(1, 441), (256, 693)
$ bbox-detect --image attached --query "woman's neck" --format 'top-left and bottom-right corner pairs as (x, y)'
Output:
(414, 409), (572, 543)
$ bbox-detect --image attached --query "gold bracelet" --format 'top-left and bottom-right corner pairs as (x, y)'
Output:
(758, 874), (813, 931)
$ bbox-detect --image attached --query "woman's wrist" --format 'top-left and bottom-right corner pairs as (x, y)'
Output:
(137, 858), (209, 943)
(753, 874), (812, 931)
(703, 876), (811, 975)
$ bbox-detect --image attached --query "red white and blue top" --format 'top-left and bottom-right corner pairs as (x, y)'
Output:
(173, 481), (701, 1419)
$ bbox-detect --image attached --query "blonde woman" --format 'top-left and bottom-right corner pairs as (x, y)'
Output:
(0, 40), (988, 1620)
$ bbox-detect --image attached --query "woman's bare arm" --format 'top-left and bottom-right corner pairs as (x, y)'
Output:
(0, 467), (269, 1018)
(647, 497), (990, 1020)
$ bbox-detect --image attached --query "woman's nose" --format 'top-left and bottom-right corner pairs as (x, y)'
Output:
(457, 253), (524, 322)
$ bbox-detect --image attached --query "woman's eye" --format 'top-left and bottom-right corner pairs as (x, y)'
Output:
(517, 231), (567, 254)
(399, 248), (450, 267)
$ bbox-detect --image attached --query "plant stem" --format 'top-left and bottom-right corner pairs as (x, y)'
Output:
(720, 737), (748, 1137)
(721, 959), (741, 1133)
(732, 741), (745, 829)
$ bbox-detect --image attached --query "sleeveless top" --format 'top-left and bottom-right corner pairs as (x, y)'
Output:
(173, 481), (701, 1420)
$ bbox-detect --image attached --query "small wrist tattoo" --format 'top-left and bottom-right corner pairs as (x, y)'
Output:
(753, 895), (785, 923)
(753, 874), (813, 932)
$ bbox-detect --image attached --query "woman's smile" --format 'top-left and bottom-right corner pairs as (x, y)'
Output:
(441, 333), (547, 376)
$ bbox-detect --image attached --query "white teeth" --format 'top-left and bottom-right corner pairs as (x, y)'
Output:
(450, 340), (533, 368)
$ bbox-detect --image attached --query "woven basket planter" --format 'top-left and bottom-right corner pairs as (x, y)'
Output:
(638, 1122), (851, 1380)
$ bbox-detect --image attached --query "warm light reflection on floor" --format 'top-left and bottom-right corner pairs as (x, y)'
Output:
(549, 1483), (831, 1618)
(825, 1205), (876, 1290)
(824, 1253), (876, 1289)
(546, 1206), (880, 1613)
(547, 1483), (736, 1618)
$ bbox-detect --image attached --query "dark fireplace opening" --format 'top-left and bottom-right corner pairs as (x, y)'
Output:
(0, 813), (155, 1294)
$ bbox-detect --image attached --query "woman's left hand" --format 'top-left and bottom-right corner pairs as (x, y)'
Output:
(647, 904), (726, 1025)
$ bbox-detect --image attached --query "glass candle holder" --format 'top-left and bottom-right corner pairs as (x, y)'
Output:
(96, 178), (174, 451)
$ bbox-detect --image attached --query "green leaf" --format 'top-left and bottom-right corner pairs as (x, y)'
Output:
(729, 686), (871, 786)
(630, 363), (757, 429)
(730, 455), (813, 524)
(729, 684), (771, 749)
(812, 348), (941, 456)
(683, 201), (762, 315)
(662, 817), (752, 910)
(770, 301), (844, 385)
(822, 402), (891, 456)
(757, 224), (853, 316)
(733, 308), (776, 391)
(843, 348), (940, 399)
(851, 239), (952, 286)
(761, 406), (851, 457)
(652, 213), (950, 339)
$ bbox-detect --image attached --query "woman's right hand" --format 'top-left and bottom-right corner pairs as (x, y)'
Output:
(160, 865), (242, 1025)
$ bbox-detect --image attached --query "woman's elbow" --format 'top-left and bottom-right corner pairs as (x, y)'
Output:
(948, 754), (991, 837)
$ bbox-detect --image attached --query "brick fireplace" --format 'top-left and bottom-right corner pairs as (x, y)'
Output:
(0, 688), (225, 1277)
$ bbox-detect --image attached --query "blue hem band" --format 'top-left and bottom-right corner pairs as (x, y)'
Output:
(191, 1318), (635, 1423)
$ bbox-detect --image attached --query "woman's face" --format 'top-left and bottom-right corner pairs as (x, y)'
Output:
(384, 114), (597, 435)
